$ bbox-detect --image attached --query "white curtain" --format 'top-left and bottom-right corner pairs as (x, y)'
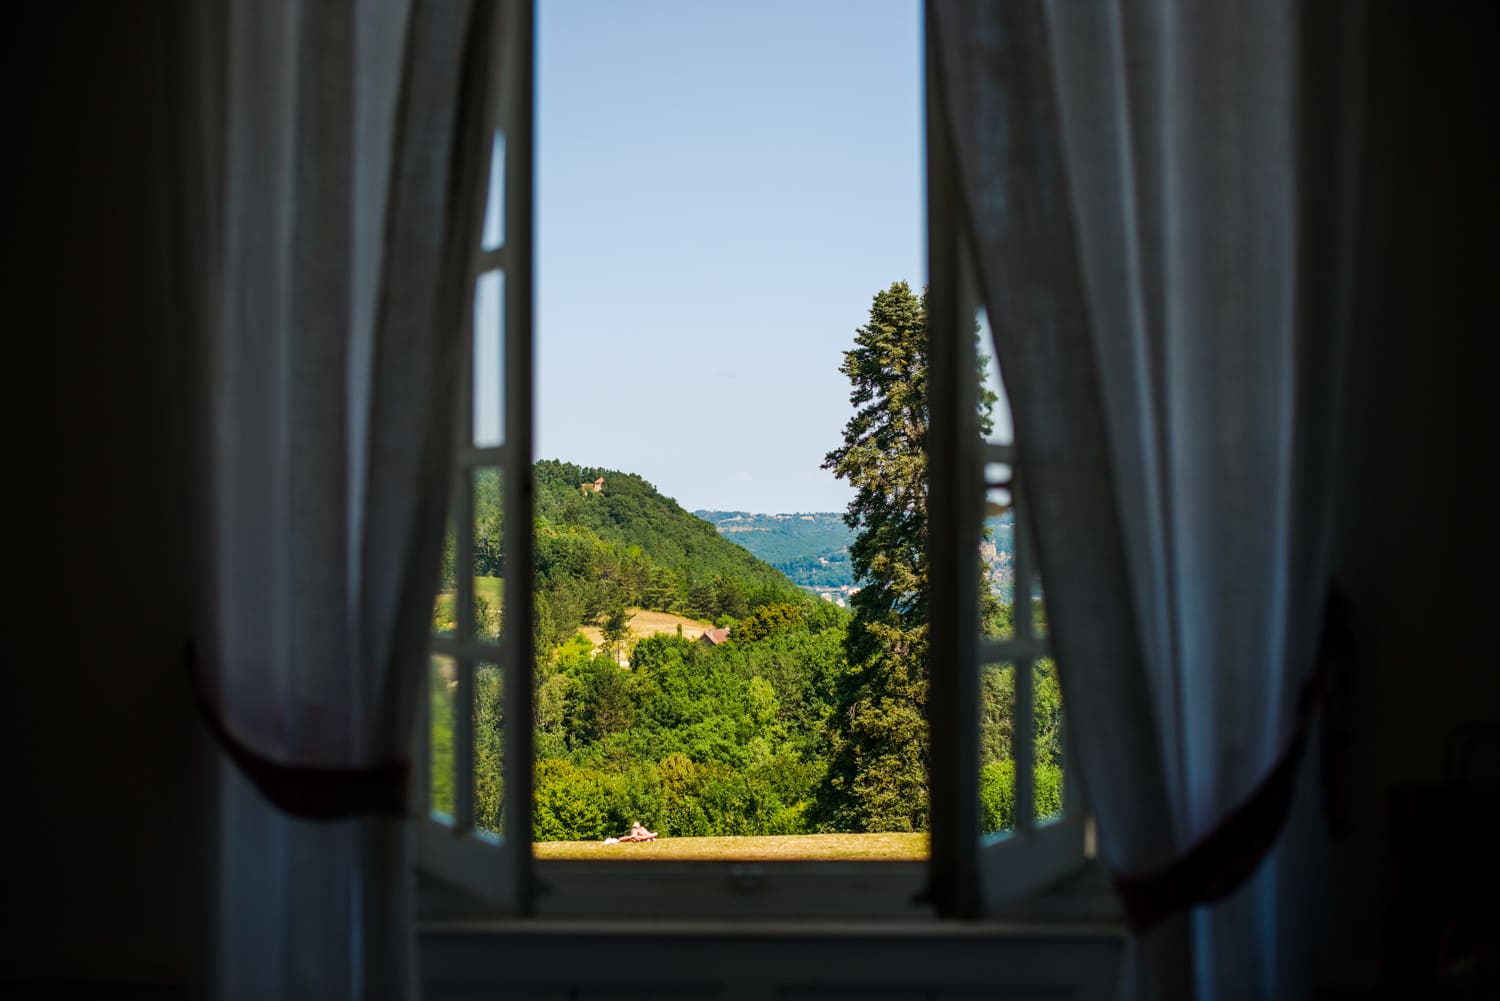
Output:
(178, 1), (497, 997)
(932, 2), (1362, 997)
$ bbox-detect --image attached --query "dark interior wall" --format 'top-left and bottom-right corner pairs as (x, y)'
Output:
(9, 3), (210, 995)
(1322, 2), (1497, 986)
(4, 2), (1492, 997)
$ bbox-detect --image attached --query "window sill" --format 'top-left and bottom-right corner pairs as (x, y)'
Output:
(418, 909), (1125, 1001)
(417, 858), (1122, 924)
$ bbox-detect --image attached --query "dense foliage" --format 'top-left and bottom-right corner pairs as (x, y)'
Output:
(531, 461), (802, 643)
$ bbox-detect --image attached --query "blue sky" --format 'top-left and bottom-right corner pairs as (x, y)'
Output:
(527, 0), (925, 513)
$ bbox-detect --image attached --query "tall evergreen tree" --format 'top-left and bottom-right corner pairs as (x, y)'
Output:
(820, 282), (994, 831)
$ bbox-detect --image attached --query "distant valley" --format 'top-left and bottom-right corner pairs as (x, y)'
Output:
(694, 510), (856, 599)
(695, 508), (1022, 602)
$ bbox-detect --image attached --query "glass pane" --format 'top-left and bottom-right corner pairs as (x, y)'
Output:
(481, 130), (505, 251)
(429, 654), (457, 819)
(979, 660), (1066, 837)
(1031, 575), (1049, 640)
(432, 518), (458, 637)
(472, 270), (505, 447)
(1013, 507), (1048, 641)
(981, 483), (1016, 628)
(472, 467), (504, 643)
(1033, 657), (1065, 824)
(977, 307), (1014, 446)
(473, 662), (505, 836)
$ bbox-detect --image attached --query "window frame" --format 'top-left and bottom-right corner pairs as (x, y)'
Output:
(416, 0), (535, 913)
(417, 0), (1096, 922)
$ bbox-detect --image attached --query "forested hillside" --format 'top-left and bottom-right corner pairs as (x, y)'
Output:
(431, 455), (1062, 842)
(442, 462), (810, 647)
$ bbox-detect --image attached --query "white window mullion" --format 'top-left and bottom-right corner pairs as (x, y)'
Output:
(456, 444), (507, 469)
(475, 245), (509, 273)
(452, 461), (477, 831)
(1011, 478), (1035, 837)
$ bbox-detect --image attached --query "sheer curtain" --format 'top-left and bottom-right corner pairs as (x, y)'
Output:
(931, 2), (1363, 997)
(176, 1), (498, 997)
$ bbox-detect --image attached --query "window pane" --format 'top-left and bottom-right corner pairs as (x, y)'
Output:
(1033, 657), (1065, 824)
(481, 130), (505, 251)
(1030, 577), (1049, 640)
(977, 307), (1014, 446)
(980, 481), (1016, 633)
(471, 467), (505, 644)
(432, 517), (458, 637)
(472, 270), (505, 448)
(979, 660), (1066, 836)
(429, 654), (457, 819)
(474, 662), (505, 836)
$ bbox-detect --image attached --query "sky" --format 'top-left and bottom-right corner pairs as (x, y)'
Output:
(526, 0), (925, 513)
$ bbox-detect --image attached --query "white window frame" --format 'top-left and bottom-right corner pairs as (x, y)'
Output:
(417, 0), (1097, 921)
(416, 0), (535, 913)
(923, 19), (1090, 917)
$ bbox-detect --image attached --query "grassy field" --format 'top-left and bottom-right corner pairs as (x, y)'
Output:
(533, 833), (928, 861)
(579, 607), (717, 662)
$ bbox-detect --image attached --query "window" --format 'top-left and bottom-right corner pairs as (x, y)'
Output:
(417, 0), (534, 909)
(417, 0), (1091, 919)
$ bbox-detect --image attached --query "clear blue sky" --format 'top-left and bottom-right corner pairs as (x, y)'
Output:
(529, 0), (925, 513)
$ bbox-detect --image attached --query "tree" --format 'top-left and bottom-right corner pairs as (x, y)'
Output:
(600, 603), (630, 663)
(819, 281), (994, 831)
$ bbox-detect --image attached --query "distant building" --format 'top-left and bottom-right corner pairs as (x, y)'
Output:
(699, 627), (730, 646)
(580, 476), (605, 496)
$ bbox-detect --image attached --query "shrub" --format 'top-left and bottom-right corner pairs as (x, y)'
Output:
(533, 759), (612, 841)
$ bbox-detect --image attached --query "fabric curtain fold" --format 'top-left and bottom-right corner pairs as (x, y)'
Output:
(931, 1), (1363, 997)
(175, 1), (498, 997)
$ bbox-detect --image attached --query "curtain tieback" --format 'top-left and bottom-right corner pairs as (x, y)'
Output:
(1112, 591), (1351, 932)
(186, 643), (411, 821)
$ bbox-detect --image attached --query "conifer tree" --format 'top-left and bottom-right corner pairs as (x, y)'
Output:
(821, 281), (994, 831)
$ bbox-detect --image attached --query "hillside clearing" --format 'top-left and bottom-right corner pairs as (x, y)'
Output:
(533, 833), (927, 861)
(579, 607), (717, 661)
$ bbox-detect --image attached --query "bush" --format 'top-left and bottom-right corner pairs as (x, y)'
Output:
(533, 759), (612, 841)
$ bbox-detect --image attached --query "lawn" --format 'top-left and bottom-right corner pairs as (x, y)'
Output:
(533, 833), (928, 862)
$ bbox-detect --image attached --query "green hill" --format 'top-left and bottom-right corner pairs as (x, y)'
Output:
(509, 461), (809, 645)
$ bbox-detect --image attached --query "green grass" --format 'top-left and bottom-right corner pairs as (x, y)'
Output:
(533, 833), (927, 862)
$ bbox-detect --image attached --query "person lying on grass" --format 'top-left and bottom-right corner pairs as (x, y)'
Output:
(600, 821), (658, 845)
(617, 821), (657, 843)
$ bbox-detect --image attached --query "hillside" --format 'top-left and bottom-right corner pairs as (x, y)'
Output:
(525, 461), (809, 644)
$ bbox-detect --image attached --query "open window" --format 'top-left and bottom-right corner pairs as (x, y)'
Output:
(417, 0), (534, 911)
(417, 0), (1092, 919)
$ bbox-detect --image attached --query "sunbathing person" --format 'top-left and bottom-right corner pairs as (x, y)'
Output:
(618, 820), (657, 842)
